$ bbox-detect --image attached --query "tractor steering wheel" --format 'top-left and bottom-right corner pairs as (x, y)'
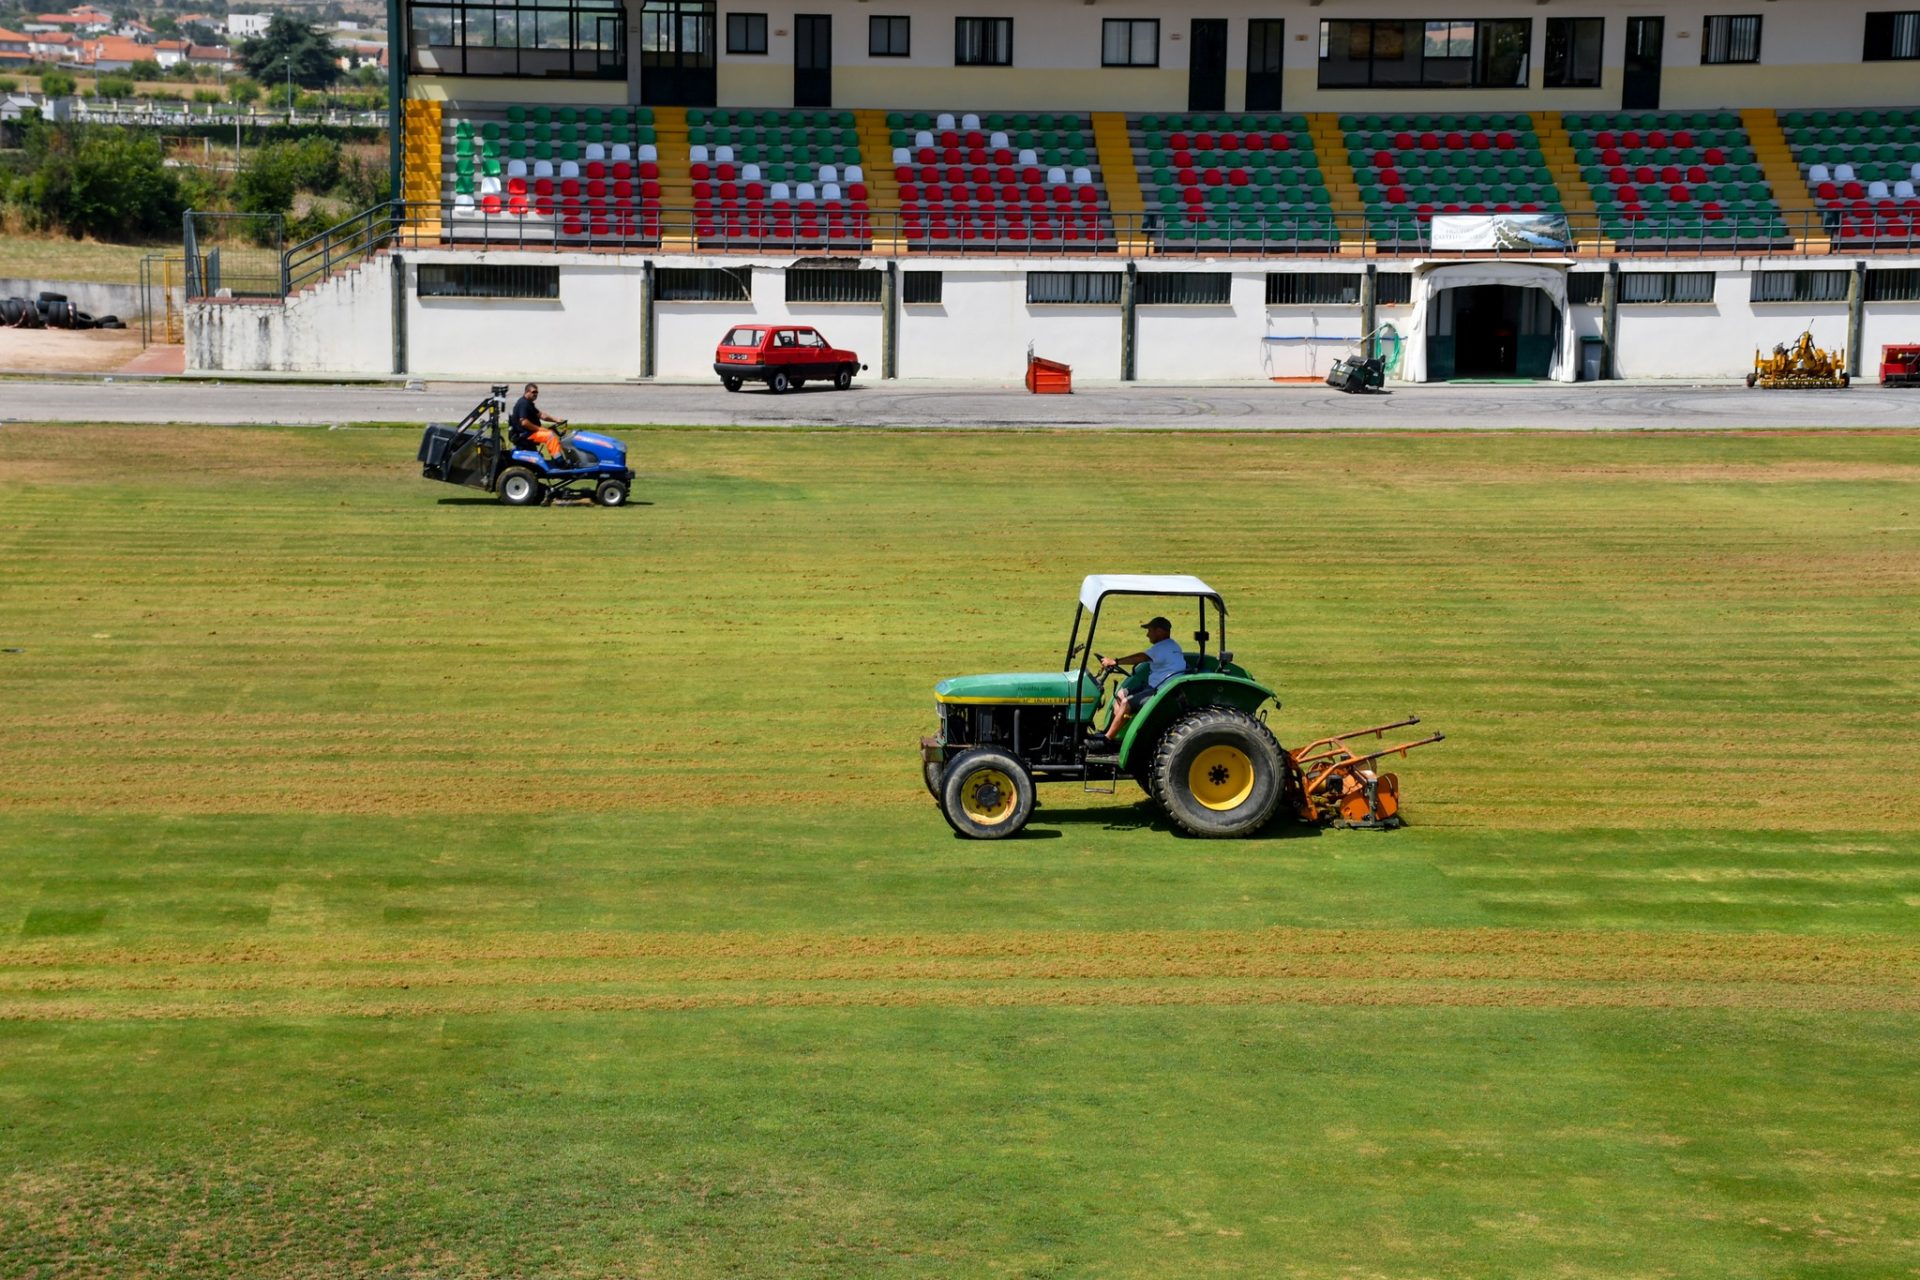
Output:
(1092, 653), (1132, 681)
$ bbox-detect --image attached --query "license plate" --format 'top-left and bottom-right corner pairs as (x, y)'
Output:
(728, 353), (748, 362)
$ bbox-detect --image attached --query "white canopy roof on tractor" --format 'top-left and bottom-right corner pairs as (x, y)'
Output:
(1078, 574), (1223, 613)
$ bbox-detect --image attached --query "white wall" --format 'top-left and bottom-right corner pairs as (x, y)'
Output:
(408, 255), (643, 379)
(186, 258), (393, 375)
(656, 263), (885, 379)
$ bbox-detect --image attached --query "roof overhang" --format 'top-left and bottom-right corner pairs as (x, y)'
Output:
(1079, 574), (1223, 613)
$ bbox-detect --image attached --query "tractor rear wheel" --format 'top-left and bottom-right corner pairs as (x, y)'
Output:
(1149, 707), (1285, 838)
(497, 467), (541, 506)
(939, 748), (1034, 840)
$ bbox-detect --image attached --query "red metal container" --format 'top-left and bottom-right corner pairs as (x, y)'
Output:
(1025, 355), (1073, 394)
(1881, 344), (1920, 387)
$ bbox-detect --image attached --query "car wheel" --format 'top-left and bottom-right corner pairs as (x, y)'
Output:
(594, 479), (629, 507)
(834, 365), (854, 391)
(722, 376), (743, 392)
(768, 370), (790, 394)
(497, 467), (541, 506)
(1148, 707), (1286, 838)
(939, 748), (1035, 840)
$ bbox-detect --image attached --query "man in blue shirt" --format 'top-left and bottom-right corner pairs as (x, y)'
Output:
(1091, 615), (1185, 748)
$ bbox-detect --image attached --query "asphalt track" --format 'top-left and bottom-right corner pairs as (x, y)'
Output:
(7, 377), (1920, 430)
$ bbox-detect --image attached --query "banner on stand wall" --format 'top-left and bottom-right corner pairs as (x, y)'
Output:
(1429, 213), (1573, 251)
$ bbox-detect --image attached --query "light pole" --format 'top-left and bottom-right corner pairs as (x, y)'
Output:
(284, 54), (293, 118)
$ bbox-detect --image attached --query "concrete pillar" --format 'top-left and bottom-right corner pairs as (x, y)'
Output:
(882, 260), (898, 379)
(639, 259), (655, 378)
(1120, 261), (1138, 382)
(1360, 263), (1378, 359)
(1600, 261), (1620, 380)
(1847, 259), (1867, 378)
(390, 253), (407, 375)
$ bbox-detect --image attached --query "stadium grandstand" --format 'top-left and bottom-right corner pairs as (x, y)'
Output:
(183, 1), (1920, 383)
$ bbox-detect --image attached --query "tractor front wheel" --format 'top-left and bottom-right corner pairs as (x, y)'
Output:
(923, 757), (947, 802)
(594, 479), (629, 507)
(939, 748), (1034, 840)
(1149, 707), (1285, 838)
(497, 467), (542, 506)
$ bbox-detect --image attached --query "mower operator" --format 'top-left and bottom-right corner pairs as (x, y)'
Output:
(509, 383), (570, 464)
(1092, 615), (1185, 747)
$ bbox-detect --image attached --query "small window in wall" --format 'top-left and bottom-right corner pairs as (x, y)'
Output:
(1544, 17), (1604, 87)
(1701, 15), (1762, 64)
(869, 14), (910, 57)
(726, 12), (767, 55)
(419, 263), (559, 299)
(1864, 11), (1920, 60)
(955, 16), (1012, 66)
(903, 270), (943, 304)
(1568, 273), (1605, 306)
(1866, 268), (1920, 301)
(1621, 272), (1716, 304)
(657, 267), (753, 302)
(1751, 270), (1848, 303)
(1102, 18), (1159, 67)
(786, 268), (882, 304)
(1028, 271), (1121, 305)
(1318, 18), (1531, 89)
(1377, 273), (1412, 306)
(1266, 272), (1360, 306)
(1137, 273), (1230, 306)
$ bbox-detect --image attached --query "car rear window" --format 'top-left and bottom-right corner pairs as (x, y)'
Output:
(723, 327), (761, 346)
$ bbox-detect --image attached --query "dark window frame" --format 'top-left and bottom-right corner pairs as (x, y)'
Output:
(1265, 273), (1362, 306)
(1544, 16), (1604, 87)
(785, 267), (883, 304)
(1316, 17), (1532, 90)
(656, 266), (753, 302)
(1866, 268), (1920, 302)
(725, 11), (766, 54)
(1701, 14), (1763, 65)
(902, 270), (943, 305)
(1864, 10), (1920, 60)
(1027, 271), (1121, 306)
(1619, 272), (1717, 304)
(1137, 273), (1231, 306)
(955, 16), (1012, 66)
(1751, 270), (1849, 304)
(1377, 273), (1412, 306)
(1568, 273), (1605, 306)
(1101, 17), (1159, 68)
(868, 13), (909, 57)
(418, 263), (561, 299)
(406, 0), (628, 80)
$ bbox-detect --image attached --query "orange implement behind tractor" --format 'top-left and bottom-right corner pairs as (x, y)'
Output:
(1286, 717), (1446, 830)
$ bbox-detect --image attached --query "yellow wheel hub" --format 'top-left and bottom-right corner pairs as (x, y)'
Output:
(1188, 745), (1256, 811)
(959, 767), (1018, 825)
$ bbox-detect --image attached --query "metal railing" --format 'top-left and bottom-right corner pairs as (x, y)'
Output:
(283, 202), (409, 294)
(182, 210), (284, 300)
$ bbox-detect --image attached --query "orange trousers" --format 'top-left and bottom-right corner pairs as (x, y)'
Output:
(528, 426), (565, 460)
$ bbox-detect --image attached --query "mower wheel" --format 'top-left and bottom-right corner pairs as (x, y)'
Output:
(1746, 372), (1758, 388)
(939, 747), (1034, 840)
(834, 365), (854, 391)
(1839, 372), (1851, 389)
(497, 467), (542, 506)
(722, 375), (743, 392)
(594, 478), (629, 507)
(768, 370), (791, 394)
(1149, 706), (1285, 838)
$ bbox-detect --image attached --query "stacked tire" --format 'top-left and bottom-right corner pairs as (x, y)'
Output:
(0, 293), (125, 331)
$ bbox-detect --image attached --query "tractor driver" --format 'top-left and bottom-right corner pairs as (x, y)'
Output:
(508, 383), (570, 465)
(1091, 615), (1186, 747)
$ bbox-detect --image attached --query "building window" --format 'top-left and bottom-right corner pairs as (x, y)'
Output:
(656, 267), (752, 302)
(1864, 11), (1920, 60)
(1751, 270), (1849, 304)
(1137, 273), (1230, 306)
(725, 12), (766, 54)
(1027, 271), (1120, 305)
(1266, 272), (1361, 306)
(903, 270), (943, 304)
(1377, 273), (1412, 306)
(1102, 18), (1158, 67)
(1318, 18), (1530, 89)
(1866, 268), (1920, 301)
(406, 0), (627, 80)
(1619, 272), (1716, 304)
(869, 14), (909, 57)
(418, 263), (560, 298)
(786, 268), (882, 304)
(1544, 17), (1604, 87)
(1568, 273), (1605, 306)
(1701, 15), (1762, 64)
(955, 16), (1012, 66)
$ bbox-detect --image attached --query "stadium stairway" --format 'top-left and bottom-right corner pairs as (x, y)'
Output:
(1090, 112), (1148, 255)
(1745, 108), (1830, 253)
(1537, 112), (1600, 252)
(651, 107), (695, 250)
(1305, 114), (1366, 250)
(401, 100), (442, 237)
(855, 108), (904, 253)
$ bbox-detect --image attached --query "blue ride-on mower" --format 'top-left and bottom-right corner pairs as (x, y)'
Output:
(417, 385), (635, 506)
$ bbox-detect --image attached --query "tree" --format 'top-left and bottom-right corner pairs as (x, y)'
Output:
(94, 74), (136, 98)
(15, 121), (185, 239)
(228, 77), (260, 105)
(129, 58), (163, 81)
(39, 67), (76, 97)
(238, 13), (340, 90)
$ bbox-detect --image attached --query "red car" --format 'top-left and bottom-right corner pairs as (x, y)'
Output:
(713, 324), (866, 394)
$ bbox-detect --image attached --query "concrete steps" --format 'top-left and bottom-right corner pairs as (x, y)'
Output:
(1091, 112), (1148, 256)
(854, 108), (903, 255)
(1538, 112), (1602, 254)
(1744, 108), (1829, 253)
(1306, 114), (1365, 250)
(650, 106), (695, 250)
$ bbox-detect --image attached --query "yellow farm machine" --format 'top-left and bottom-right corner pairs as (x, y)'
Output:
(1747, 328), (1850, 389)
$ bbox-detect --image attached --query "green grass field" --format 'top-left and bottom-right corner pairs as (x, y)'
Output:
(2, 425), (1918, 1278)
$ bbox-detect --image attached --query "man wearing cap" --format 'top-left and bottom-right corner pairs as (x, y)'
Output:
(1091, 615), (1185, 748)
(508, 382), (572, 466)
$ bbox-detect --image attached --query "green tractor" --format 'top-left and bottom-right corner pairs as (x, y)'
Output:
(921, 575), (1295, 840)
